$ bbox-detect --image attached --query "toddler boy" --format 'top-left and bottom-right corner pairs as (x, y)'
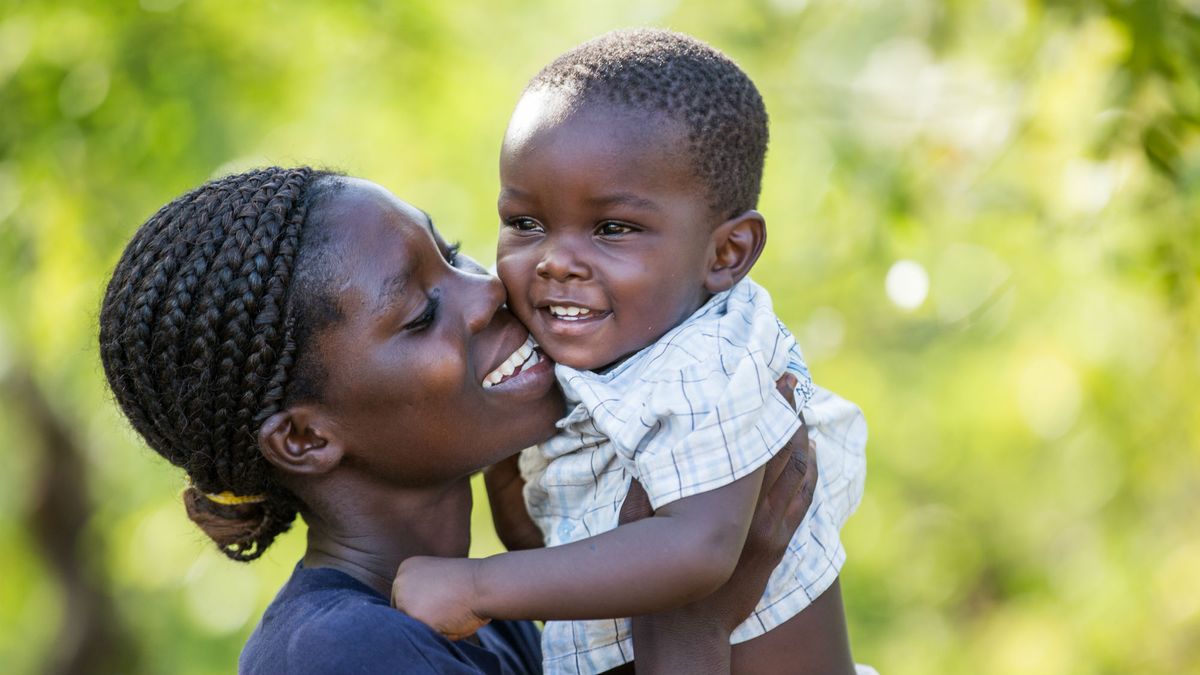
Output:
(395, 29), (867, 674)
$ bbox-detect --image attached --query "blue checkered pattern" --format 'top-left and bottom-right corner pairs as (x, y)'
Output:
(519, 278), (868, 675)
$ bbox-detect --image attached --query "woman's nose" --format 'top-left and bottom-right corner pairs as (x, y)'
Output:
(463, 270), (507, 334)
(536, 241), (590, 282)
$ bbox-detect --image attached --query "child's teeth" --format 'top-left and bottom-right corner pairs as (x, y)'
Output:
(549, 305), (593, 317)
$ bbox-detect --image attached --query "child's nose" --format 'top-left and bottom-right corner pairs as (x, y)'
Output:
(536, 242), (590, 282)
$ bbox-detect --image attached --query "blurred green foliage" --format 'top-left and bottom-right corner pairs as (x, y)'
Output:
(1, 0), (1197, 673)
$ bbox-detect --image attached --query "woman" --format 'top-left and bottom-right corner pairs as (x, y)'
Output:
(98, 167), (851, 673)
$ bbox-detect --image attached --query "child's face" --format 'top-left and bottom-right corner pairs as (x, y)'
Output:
(496, 92), (720, 371)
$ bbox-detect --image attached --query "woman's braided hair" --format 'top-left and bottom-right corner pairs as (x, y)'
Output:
(99, 167), (343, 561)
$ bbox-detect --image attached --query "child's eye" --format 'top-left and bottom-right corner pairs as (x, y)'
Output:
(505, 217), (544, 233)
(596, 221), (636, 237)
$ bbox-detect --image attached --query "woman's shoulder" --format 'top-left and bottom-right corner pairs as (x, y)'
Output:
(239, 565), (432, 673)
(240, 564), (540, 674)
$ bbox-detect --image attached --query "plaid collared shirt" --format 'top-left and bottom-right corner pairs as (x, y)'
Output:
(520, 278), (868, 675)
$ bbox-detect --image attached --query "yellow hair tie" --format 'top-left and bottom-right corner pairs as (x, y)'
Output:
(204, 491), (267, 506)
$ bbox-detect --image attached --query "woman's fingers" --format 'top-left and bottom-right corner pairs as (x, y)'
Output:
(758, 438), (794, 506)
(766, 417), (809, 517)
(775, 372), (798, 410)
(783, 438), (819, 527)
(765, 372), (806, 516)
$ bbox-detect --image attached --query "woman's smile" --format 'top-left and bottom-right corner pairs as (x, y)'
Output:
(481, 334), (543, 388)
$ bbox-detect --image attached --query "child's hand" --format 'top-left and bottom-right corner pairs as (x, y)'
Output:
(392, 556), (491, 641)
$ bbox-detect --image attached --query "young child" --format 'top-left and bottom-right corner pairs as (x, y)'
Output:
(394, 29), (867, 674)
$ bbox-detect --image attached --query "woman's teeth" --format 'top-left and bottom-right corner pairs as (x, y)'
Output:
(483, 335), (539, 388)
(548, 305), (592, 320)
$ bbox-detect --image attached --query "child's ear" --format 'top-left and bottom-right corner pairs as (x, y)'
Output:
(258, 406), (344, 477)
(704, 209), (766, 293)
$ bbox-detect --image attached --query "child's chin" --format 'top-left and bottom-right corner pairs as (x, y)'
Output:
(546, 345), (615, 372)
(568, 351), (630, 373)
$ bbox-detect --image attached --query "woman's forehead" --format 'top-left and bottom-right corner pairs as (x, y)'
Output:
(323, 182), (439, 253)
(320, 181), (441, 300)
(334, 178), (433, 230)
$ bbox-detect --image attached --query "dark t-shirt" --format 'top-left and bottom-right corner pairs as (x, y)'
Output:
(240, 563), (542, 674)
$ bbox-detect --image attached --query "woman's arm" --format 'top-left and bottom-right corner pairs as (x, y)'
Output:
(482, 454), (544, 552)
(392, 466), (765, 639)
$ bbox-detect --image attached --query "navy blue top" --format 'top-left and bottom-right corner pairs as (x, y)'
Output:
(241, 563), (542, 674)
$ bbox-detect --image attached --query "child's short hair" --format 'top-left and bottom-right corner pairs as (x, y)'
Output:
(527, 28), (768, 218)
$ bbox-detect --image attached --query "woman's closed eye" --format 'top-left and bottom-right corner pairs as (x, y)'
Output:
(403, 290), (441, 332)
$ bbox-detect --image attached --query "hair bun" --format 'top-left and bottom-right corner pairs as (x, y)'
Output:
(182, 485), (277, 562)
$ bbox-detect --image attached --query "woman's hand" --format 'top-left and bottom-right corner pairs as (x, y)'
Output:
(392, 557), (490, 641)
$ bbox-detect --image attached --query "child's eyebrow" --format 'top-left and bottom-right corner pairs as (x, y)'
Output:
(497, 187), (531, 204)
(588, 192), (660, 211)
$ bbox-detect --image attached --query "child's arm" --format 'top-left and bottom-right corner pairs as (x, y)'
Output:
(392, 464), (766, 639)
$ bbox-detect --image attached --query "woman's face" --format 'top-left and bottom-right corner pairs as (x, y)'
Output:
(311, 178), (561, 486)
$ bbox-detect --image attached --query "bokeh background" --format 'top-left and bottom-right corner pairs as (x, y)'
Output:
(1, 0), (1197, 673)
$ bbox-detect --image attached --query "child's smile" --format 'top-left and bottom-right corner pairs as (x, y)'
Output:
(540, 303), (609, 334)
(495, 92), (722, 371)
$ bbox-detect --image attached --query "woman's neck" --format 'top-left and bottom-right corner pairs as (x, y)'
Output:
(299, 476), (474, 597)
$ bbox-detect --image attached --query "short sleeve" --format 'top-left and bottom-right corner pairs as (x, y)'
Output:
(611, 350), (802, 510)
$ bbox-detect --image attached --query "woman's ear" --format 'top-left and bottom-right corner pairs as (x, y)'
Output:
(705, 209), (766, 293)
(258, 407), (343, 477)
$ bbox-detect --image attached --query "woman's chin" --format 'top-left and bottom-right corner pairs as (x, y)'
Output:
(481, 353), (564, 452)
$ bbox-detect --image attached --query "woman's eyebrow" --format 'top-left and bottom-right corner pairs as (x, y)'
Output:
(376, 210), (436, 315)
(376, 271), (410, 314)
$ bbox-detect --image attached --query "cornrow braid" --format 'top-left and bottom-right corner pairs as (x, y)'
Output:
(527, 28), (769, 218)
(99, 167), (343, 561)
